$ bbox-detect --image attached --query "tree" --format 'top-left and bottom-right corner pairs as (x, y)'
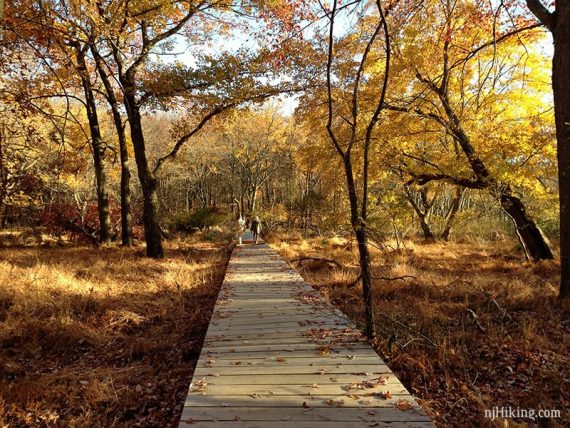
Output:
(71, 41), (112, 244)
(94, 1), (303, 257)
(524, 0), (570, 297)
(3, 0), (115, 244)
(221, 109), (291, 214)
(91, 45), (133, 246)
(323, 0), (391, 339)
(387, 0), (555, 261)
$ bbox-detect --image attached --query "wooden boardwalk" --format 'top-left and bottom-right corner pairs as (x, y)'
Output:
(179, 231), (434, 427)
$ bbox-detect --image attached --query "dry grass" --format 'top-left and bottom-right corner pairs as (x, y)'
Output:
(0, 233), (232, 427)
(270, 232), (569, 427)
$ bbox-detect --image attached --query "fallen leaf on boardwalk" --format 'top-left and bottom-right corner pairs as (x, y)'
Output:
(318, 368), (327, 374)
(318, 345), (332, 356)
(275, 357), (286, 362)
(368, 423), (380, 427)
(191, 378), (208, 392)
(234, 416), (241, 421)
(307, 383), (320, 388)
(348, 394), (360, 400)
(395, 399), (413, 411)
(372, 391), (392, 399)
(250, 393), (263, 399)
(325, 399), (345, 407)
(231, 361), (242, 365)
(302, 401), (311, 408)
(205, 359), (216, 368)
(359, 399), (373, 405)
(329, 377), (338, 382)
(183, 417), (195, 424)
(347, 355), (355, 360)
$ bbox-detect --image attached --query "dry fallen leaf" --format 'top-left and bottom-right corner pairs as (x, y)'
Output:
(395, 399), (413, 411)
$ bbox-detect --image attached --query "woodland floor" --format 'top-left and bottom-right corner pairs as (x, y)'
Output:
(270, 233), (569, 427)
(0, 233), (232, 427)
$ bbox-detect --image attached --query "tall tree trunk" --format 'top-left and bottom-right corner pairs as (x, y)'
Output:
(123, 89), (163, 258)
(441, 186), (464, 241)
(344, 155), (375, 339)
(552, 5), (570, 298)
(74, 45), (111, 245)
(91, 45), (133, 246)
(0, 126), (7, 230)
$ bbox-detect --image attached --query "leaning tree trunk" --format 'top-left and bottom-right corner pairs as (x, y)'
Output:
(75, 45), (112, 245)
(499, 192), (555, 261)
(438, 90), (554, 261)
(123, 89), (164, 258)
(552, 9), (570, 298)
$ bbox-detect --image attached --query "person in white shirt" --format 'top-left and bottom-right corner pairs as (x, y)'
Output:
(235, 216), (246, 245)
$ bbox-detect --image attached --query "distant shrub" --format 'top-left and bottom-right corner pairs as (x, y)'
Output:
(171, 208), (226, 232)
(40, 199), (121, 243)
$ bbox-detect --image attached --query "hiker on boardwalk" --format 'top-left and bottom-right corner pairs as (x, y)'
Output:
(250, 216), (262, 244)
(235, 216), (246, 245)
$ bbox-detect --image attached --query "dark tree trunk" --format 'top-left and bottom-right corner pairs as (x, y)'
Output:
(74, 45), (111, 245)
(419, 215), (435, 241)
(441, 186), (464, 241)
(404, 186), (435, 241)
(552, 4), (570, 298)
(499, 192), (555, 261)
(124, 88), (163, 258)
(344, 155), (375, 339)
(91, 45), (133, 246)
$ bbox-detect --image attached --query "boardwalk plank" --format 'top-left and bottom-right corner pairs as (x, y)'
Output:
(179, 233), (433, 427)
(180, 407), (431, 422)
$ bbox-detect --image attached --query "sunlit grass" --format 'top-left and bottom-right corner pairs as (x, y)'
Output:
(270, 232), (569, 426)
(0, 233), (232, 427)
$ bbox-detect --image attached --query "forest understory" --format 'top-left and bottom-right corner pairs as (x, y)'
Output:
(0, 232), (232, 427)
(270, 233), (570, 427)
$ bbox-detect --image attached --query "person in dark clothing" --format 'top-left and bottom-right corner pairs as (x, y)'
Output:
(250, 216), (262, 244)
